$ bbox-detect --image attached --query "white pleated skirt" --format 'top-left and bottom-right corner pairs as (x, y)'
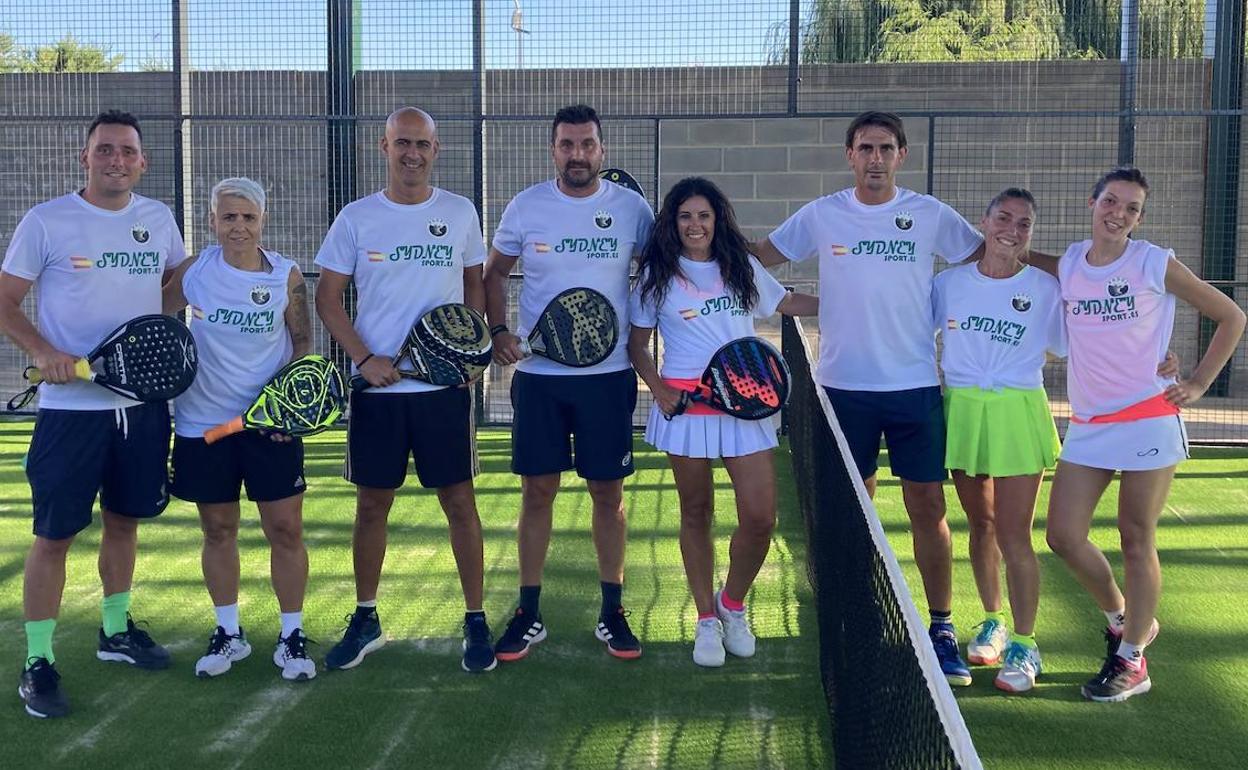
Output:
(644, 403), (779, 459)
(1060, 414), (1189, 472)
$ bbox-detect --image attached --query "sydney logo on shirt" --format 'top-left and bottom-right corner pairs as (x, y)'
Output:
(594, 210), (613, 229)
(375, 243), (454, 267)
(428, 219), (448, 237)
(894, 211), (914, 231)
(688, 295), (749, 318)
(957, 315), (1026, 347)
(848, 239), (916, 262)
(1107, 277), (1130, 297)
(131, 223), (150, 243)
(250, 285), (272, 306)
(1011, 294), (1032, 312)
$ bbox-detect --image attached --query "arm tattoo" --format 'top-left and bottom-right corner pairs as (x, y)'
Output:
(286, 278), (313, 357)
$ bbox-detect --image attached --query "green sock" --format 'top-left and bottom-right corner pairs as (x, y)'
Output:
(1010, 632), (1037, 649)
(985, 610), (1008, 625)
(25, 619), (56, 665)
(101, 591), (131, 637)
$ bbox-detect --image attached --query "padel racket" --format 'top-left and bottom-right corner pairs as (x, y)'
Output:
(667, 337), (790, 421)
(520, 287), (619, 367)
(350, 303), (492, 391)
(204, 354), (345, 443)
(8, 314), (197, 411)
(600, 168), (645, 197)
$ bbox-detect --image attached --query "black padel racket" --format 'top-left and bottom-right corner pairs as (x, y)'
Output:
(8, 314), (197, 411)
(205, 354), (345, 443)
(520, 287), (619, 367)
(600, 168), (645, 198)
(350, 303), (492, 391)
(668, 337), (791, 421)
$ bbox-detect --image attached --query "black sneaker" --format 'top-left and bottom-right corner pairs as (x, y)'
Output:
(1103, 618), (1160, 658)
(97, 614), (171, 670)
(461, 614), (497, 673)
(18, 658), (68, 719)
(594, 608), (642, 659)
(325, 609), (385, 670)
(1082, 653), (1152, 702)
(494, 608), (546, 662)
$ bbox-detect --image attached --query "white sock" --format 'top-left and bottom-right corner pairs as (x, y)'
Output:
(280, 611), (303, 639)
(1116, 641), (1145, 667)
(214, 604), (240, 636)
(357, 599), (377, 609)
(1104, 608), (1126, 632)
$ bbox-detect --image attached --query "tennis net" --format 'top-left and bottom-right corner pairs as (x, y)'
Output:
(782, 316), (982, 770)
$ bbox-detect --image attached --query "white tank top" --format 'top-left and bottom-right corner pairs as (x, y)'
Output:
(174, 246), (297, 437)
(1059, 238), (1176, 417)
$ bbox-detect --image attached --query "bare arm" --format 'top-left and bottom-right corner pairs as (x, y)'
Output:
(284, 268), (313, 359)
(483, 246), (523, 365)
(463, 264), (485, 315)
(748, 237), (789, 268)
(161, 256), (197, 314)
(314, 267), (398, 387)
(1021, 249), (1059, 278)
(0, 273), (77, 383)
(628, 324), (681, 416)
(1162, 258), (1246, 406)
(777, 291), (819, 317)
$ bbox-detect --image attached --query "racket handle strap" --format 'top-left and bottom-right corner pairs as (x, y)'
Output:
(671, 391), (690, 417)
(349, 374), (372, 393)
(204, 416), (245, 445)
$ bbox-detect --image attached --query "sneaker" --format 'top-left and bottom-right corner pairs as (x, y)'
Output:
(97, 614), (171, 670)
(1104, 618), (1160, 659)
(715, 590), (756, 658)
(594, 608), (642, 660)
(195, 626), (252, 678)
(1082, 654), (1151, 702)
(994, 641), (1042, 694)
(967, 618), (1009, 665)
(461, 615), (497, 673)
(494, 608), (547, 662)
(18, 658), (68, 719)
(692, 618), (726, 668)
(930, 623), (971, 686)
(273, 629), (316, 681)
(325, 609), (385, 670)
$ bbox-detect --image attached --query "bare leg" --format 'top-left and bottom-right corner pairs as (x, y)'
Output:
(436, 480), (484, 609)
(1045, 461), (1122, 614)
(669, 455), (716, 616)
(199, 502), (242, 607)
(992, 474), (1044, 636)
(1116, 466), (1176, 645)
(353, 486), (396, 603)
(517, 474), (559, 586)
(258, 494), (307, 613)
(900, 479), (952, 613)
(951, 471), (1002, 614)
(720, 451), (778, 605)
(587, 478), (626, 584)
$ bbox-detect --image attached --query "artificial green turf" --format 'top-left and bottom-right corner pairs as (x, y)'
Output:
(872, 446), (1248, 770)
(0, 424), (830, 768)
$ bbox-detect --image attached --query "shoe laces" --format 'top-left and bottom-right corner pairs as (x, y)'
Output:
(930, 625), (958, 656)
(601, 608), (637, 640)
(1092, 653), (1130, 683)
(282, 631), (313, 660)
(341, 611), (375, 641)
(205, 627), (232, 656)
(972, 618), (1003, 643)
(24, 657), (59, 691)
(117, 615), (156, 648)
(464, 616), (492, 648)
(1003, 642), (1034, 670)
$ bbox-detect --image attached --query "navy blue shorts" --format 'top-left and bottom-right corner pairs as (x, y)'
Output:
(822, 386), (947, 484)
(171, 432), (306, 504)
(346, 387), (477, 490)
(26, 403), (172, 540)
(510, 369), (637, 480)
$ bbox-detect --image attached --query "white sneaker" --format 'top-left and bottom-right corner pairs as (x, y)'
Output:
(195, 626), (252, 678)
(273, 629), (317, 681)
(994, 641), (1042, 694)
(967, 618), (1009, 665)
(692, 618), (726, 667)
(715, 590), (756, 658)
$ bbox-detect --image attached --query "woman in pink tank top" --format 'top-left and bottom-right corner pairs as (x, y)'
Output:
(1046, 167), (1245, 703)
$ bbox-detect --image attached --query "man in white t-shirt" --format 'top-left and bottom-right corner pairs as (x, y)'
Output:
(1, 111), (186, 719)
(484, 104), (654, 662)
(315, 107), (496, 673)
(752, 111), (982, 685)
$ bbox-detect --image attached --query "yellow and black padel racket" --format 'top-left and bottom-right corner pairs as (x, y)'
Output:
(204, 354), (345, 443)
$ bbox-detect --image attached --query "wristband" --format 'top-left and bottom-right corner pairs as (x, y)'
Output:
(357, 353), (374, 368)
(490, 325), (509, 337)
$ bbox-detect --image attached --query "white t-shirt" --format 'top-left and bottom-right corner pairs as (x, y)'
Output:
(174, 246), (298, 437)
(630, 256), (787, 379)
(314, 188), (486, 394)
(1059, 238), (1177, 417)
(768, 187), (982, 391)
(492, 180), (654, 376)
(1, 191), (187, 410)
(932, 264), (1066, 391)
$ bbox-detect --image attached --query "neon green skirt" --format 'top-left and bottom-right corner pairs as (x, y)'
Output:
(944, 386), (1060, 477)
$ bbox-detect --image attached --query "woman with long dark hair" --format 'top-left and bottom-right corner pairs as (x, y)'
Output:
(629, 177), (816, 667)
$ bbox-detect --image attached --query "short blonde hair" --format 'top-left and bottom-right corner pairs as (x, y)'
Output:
(210, 177), (266, 214)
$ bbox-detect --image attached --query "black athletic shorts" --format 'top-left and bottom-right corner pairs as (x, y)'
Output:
(170, 431), (306, 504)
(346, 387), (477, 489)
(510, 368), (637, 480)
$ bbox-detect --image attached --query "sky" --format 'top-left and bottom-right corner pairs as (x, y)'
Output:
(1, 0), (797, 71)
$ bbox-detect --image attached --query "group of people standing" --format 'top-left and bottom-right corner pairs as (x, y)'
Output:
(2, 104), (1241, 721)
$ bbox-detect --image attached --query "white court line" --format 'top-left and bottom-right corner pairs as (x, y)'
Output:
(366, 708), (424, 770)
(204, 682), (311, 769)
(55, 680), (156, 757)
(1166, 504), (1230, 557)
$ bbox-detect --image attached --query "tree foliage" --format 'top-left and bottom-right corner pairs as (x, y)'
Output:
(0, 35), (124, 73)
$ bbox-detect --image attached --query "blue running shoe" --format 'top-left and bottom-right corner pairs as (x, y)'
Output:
(930, 623), (971, 686)
(462, 614), (497, 673)
(325, 609), (385, 670)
